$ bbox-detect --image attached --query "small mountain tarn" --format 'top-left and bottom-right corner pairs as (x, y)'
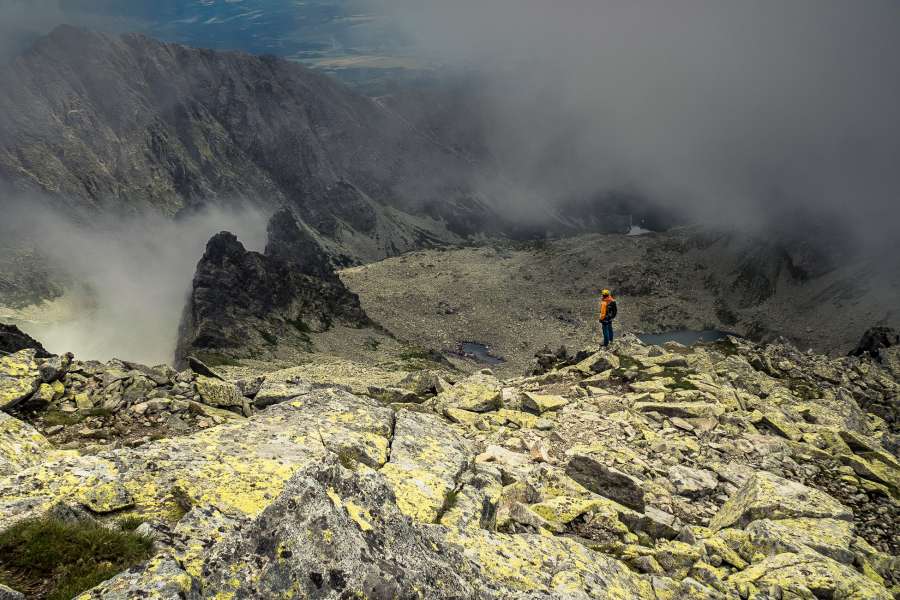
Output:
(456, 342), (504, 366)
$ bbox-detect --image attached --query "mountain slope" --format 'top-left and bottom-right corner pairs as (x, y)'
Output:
(0, 25), (496, 262)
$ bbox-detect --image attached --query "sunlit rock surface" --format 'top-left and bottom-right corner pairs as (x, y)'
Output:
(1, 332), (898, 598)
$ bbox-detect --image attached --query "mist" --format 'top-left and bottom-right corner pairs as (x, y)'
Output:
(0, 0), (144, 62)
(1, 200), (268, 365)
(373, 0), (900, 253)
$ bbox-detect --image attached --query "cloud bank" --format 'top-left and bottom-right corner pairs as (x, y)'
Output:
(2, 199), (268, 365)
(376, 0), (900, 252)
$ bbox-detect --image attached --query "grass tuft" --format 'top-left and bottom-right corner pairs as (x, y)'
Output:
(116, 516), (144, 532)
(0, 517), (153, 600)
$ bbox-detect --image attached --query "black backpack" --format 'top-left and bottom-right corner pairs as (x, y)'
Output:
(607, 300), (617, 320)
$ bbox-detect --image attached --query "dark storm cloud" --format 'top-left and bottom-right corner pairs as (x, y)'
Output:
(374, 0), (900, 251)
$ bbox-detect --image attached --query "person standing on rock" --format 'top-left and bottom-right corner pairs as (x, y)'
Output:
(599, 289), (617, 348)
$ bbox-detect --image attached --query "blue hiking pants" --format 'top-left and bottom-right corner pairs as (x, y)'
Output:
(601, 320), (614, 347)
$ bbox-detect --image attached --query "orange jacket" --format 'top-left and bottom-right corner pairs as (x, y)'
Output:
(600, 295), (616, 320)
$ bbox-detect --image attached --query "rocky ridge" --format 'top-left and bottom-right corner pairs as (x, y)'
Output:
(0, 25), (499, 267)
(0, 332), (898, 599)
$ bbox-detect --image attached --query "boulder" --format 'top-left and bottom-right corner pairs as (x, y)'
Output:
(476, 445), (531, 469)
(444, 528), (655, 597)
(21, 382), (56, 410)
(574, 352), (620, 374)
(367, 386), (422, 405)
(38, 353), (71, 383)
(522, 392), (569, 415)
(201, 458), (481, 599)
(745, 517), (856, 564)
(187, 356), (224, 379)
(728, 550), (891, 600)
(398, 370), (440, 396)
(380, 410), (472, 522)
(0, 389), (393, 531)
(435, 372), (501, 413)
(0, 584), (25, 600)
(0, 349), (41, 410)
(709, 471), (852, 531)
(194, 376), (244, 409)
(309, 389), (394, 468)
(0, 411), (51, 476)
(444, 407), (481, 426)
(565, 455), (646, 511)
(78, 556), (200, 599)
(667, 465), (718, 497)
(439, 465), (502, 531)
(634, 402), (725, 419)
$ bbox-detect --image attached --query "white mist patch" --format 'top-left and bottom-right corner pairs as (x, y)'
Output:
(626, 225), (652, 237)
(17, 206), (268, 366)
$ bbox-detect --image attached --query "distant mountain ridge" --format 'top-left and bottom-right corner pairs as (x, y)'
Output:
(0, 25), (500, 263)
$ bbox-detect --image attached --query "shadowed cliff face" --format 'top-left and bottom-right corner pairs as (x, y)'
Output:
(0, 25), (499, 261)
(175, 209), (371, 367)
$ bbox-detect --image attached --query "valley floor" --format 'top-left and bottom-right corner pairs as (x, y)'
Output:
(340, 229), (900, 376)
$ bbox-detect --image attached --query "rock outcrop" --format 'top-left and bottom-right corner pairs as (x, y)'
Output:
(175, 209), (371, 367)
(850, 326), (899, 360)
(0, 323), (52, 358)
(1, 332), (898, 599)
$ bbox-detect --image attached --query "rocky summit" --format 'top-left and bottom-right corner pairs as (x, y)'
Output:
(1, 328), (898, 599)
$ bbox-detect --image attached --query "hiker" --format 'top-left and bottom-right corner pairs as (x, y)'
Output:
(599, 289), (617, 348)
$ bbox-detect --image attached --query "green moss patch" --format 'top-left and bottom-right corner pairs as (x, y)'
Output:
(0, 518), (153, 600)
(41, 411), (84, 427)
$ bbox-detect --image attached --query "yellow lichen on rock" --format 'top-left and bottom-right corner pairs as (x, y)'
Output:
(0, 411), (51, 476)
(728, 550), (892, 600)
(0, 349), (41, 410)
(446, 528), (653, 597)
(345, 499), (374, 532)
(522, 392), (568, 414)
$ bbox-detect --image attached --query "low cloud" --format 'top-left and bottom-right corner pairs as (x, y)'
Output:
(2, 199), (268, 365)
(0, 0), (144, 62)
(374, 0), (900, 253)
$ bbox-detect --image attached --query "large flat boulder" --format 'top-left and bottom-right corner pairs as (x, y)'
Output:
(379, 410), (472, 522)
(709, 471), (852, 531)
(435, 372), (502, 413)
(728, 550), (891, 600)
(745, 517), (856, 564)
(194, 376), (244, 410)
